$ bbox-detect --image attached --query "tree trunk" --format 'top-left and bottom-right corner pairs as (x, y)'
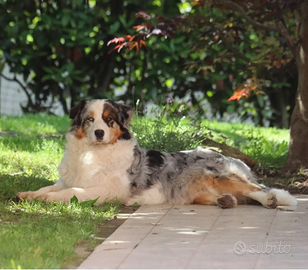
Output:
(285, 2), (308, 171)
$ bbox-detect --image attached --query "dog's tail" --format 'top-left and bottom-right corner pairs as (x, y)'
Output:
(268, 188), (297, 206)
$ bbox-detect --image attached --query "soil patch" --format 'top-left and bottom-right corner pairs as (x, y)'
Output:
(271, 180), (308, 194)
(63, 205), (139, 269)
(259, 170), (308, 195)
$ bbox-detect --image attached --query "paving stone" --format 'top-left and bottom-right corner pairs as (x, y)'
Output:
(78, 196), (308, 269)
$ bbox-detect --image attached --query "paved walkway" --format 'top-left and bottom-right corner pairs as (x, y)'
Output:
(79, 196), (308, 269)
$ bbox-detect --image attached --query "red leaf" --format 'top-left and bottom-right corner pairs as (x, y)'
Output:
(136, 11), (151, 20)
(108, 43), (126, 54)
(114, 44), (122, 51)
(127, 35), (135, 42)
(117, 44), (127, 53)
(107, 37), (126, 46)
(140, 40), (146, 47)
(129, 42), (139, 53)
(133, 24), (147, 32)
(107, 34), (145, 54)
(228, 89), (250, 101)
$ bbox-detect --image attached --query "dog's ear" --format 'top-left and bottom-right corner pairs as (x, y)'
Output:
(69, 100), (87, 126)
(117, 101), (133, 126)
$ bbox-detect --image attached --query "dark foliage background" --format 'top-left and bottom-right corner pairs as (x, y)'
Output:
(0, 0), (297, 128)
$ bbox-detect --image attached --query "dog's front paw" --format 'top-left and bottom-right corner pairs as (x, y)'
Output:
(16, 191), (35, 201)
(37, 192), (58, 203)
(217, 194), (238, 209)
(37, 192), (69, 203)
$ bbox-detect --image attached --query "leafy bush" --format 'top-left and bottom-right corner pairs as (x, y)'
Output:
(0, 0), (296, 128)
(0, 0), (215, 115)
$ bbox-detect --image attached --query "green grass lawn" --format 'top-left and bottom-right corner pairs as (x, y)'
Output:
(0, 113), (290, 269)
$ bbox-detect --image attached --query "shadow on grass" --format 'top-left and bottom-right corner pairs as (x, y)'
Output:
(0, 173), (54, 201)
(208, 127), (249, 145)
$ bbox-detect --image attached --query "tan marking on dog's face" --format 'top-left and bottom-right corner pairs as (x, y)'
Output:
(75, 126), (87, 139)
(88, 110), (95, 119)
(102, 103), (124, 144)
(74, 110), (95, 140)
(69, 100), (89, 140)
(109, 125), (123, 144)
(103, 103), (117, 125)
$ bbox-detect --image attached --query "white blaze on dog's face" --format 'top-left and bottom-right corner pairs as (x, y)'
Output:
(69, 99), (132, 145)
(87, 100), (111, 144)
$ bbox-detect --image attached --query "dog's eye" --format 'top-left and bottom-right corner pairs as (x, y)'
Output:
(106, 116), (113, 122)
(87, 117), (94, 122)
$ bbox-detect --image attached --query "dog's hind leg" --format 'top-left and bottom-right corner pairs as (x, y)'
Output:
(211, 176), (278, 209)
(244, 190), (277, 208)
(193, 193), (238, 209)
(189, 177), (237, 208)
(190, 175), (278, 209)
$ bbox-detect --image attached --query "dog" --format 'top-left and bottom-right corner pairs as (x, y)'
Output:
(17, 99), (297, 209)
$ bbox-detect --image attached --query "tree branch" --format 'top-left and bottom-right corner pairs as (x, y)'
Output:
(276, 21), (297, 57)
(218, 30), (251, 63)
(218, 0), (278, 32)
(0, 73), (34, 106)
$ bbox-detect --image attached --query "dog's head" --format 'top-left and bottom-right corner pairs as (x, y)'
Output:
(69, 99), (133, 145)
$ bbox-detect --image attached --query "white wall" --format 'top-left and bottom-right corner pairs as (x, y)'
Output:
(0, 66), (28, 116)
(0, 65), (66, 116)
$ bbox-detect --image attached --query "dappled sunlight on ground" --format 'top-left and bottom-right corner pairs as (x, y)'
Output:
(80, 197), (308, 269)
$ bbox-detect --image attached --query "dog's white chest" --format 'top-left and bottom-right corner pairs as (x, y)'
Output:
(58, 136), (135, 194)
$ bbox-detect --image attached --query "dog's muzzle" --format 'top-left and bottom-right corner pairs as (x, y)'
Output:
(95, 129), (104, 140)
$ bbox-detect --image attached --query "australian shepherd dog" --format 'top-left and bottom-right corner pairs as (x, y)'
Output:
(17, 99), (297, 209)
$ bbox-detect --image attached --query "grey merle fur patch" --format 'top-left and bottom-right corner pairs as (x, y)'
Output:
(127, 146), (259, 203)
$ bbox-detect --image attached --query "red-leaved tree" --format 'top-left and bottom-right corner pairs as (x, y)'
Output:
(108, 0), (308, 172)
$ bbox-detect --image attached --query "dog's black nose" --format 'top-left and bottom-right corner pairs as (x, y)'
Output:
(95, 129), (104, 140)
